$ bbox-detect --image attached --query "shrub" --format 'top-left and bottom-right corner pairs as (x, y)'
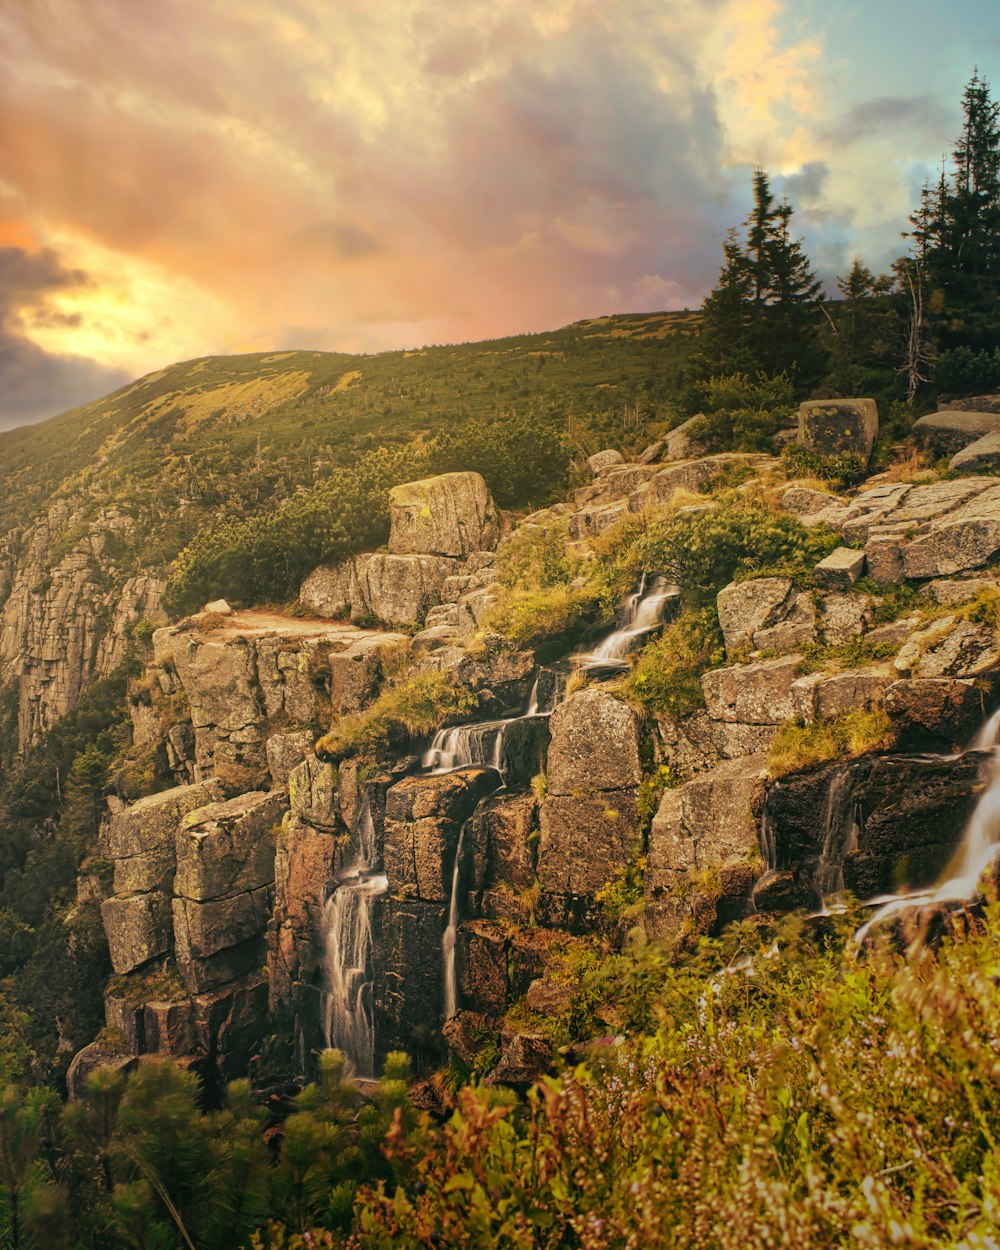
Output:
(315, 672), (478, 761)
(768, 708), (895, 776)
(620, 608), (724, 717)
(482, 584), (600, 647)
(782, 443), (869, 487)
(679, 372), (795, 452)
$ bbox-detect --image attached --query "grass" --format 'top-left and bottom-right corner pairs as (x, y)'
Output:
(619, 607), (725, 717)
(767, 708), (895, 777)
(481, 584), (600, 647)
(314, 671), (478, 761)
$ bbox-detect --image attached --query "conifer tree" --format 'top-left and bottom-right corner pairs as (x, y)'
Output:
(697, 170), (825, 390)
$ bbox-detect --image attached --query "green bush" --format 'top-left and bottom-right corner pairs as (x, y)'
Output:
(782, 443), (869, 487)
(768, 708), (895, 776)
(678, 371), (795, 452)
(621, 608), (725, 716)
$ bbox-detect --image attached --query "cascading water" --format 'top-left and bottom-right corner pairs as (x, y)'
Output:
(320, 800), (387, 1077)
(815, 766), (861, 906)
(422, 676), (545, 780)
(855, 708), (1000, 943)
(576, 575), (679, 672)
(442, 824), (467, 1020)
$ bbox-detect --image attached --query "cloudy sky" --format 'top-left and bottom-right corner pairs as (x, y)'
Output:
(0, 0), (996, 429)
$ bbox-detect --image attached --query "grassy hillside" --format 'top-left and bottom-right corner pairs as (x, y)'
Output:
(0, 311), (697, 562)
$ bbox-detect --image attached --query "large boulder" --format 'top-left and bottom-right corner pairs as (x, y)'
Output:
(382, 768), (500, 901)
(546, 689), (642, 795)
(101, 892), (173, 974)
(884, 678), (984, 753)
(359, 554), (457, 626)
(950, 432), (1000, 472)
(389, 472), (499, 558)
(108, 780), (224, 894)
(174, 791), (284, 902)
(913, 410), (1000, 457)
(664, 416), (709, 462)
(645, 755), (767, 939)
(586, 449), (624, 476)
(716, 578), (815, 657)
(814, 547), (865, 590)
(537, 791), (640, 901)
(900, 485), (1000, 578)
(791, 669), (891, 723)
(798, 399), (878, 461)
(701, 655), (804, 725)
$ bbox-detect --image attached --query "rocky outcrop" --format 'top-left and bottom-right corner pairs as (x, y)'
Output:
(0, 501), (166, 747)
(701, 655), (803, 725)
(645, 754), (768, 939)
(913, 410), (1000, 456)
(950, 432), (1000, 471)
(389, 471), (499, 558)
(716, 579), (815, 657)
(300, 552), (458, 627)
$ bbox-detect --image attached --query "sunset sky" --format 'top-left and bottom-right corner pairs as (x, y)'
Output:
(0, 0), (996, 429)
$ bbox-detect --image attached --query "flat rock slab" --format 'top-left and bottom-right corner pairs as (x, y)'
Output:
(814, 547), (866, 590)
(701, 655), (804, 725)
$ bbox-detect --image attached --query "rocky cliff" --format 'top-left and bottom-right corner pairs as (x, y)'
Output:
(61, 399), (1000, 1098)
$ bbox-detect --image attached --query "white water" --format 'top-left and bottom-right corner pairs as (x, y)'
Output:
(320, 800), (387, 1076)
(855, 710), (1000, 944)
(442, 824), (467, 1021)
(422, 676), (544, 779)
(577, 576), (678, 671)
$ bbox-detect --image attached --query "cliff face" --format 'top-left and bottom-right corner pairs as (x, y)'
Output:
(0, 500), (165, 748)
(59, 401), (1000, 1097)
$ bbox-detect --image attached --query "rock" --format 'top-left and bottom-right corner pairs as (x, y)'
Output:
(820, 592), (875, 646)
(922, 576), (999, 605)
(901, 488), (1000, 578)
(814, 547), (866, 590)
(715, 578), (814, 657)
(467, 793), (538, 919)
(266, 731), (315, 786)
(268, 815), (340, 1013)
(863, 529), (907, 585)
(174, 791), (284, 902)
(388, 472), (499, 558)
(867, 617), (921, 648)
(442, 1010), (495, 1066)
(894, 618), (1000, 679)
(383, 768), (501, 901)
(752, 870), (810, 913)
(486, 1030), (552, 1087)
(143, 1000), (196, 1056)
(203, 599), (233, 615)
(575, 465), (658, 507)
(637, 439), (666, 465)
(192, 977), (269, 1079)
(299, 556), (368, 618)
(780, 486), (850, 528)
(66, 1044), (138, 1101)
(645, 755), (767, 939)
(772, 428), (799, 451)
(950, 432), (1000, 471)
(884, 678), (984, 753)
(101, 892), (173, 974)
(525, 978), (574, 1015)
(630, 453), (766, 513)
(586, 449), (625, 476)
(798, 399), (878, 461)
(546, 688), (641, 794)
(701, 656), (804, 725)
(104, 993), (145, 1053)
(664, 415), (708, 462)
(359, 554), (457, 626)
(172, 889), (272, 961)
(373, 896), (447, 1056)
(288, 756), (341, 831)
(792, 669), (890, 723)
(108, 780), (224, 894)
(456, 586), (499, 638)
(537, 791), (640, 900)
(326, 631), (406, 713)
(940, 395), (1000, 415)
(913, 410), (1000, 457)
(457, 921), (510, 1015)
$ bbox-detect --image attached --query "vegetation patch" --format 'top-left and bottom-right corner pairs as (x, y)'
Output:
(768, 708), (895, 777)
(315, 671), (478, 761)
(620, 607), (725, 717)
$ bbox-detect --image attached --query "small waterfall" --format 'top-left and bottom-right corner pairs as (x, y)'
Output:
(815, 766), (861, 904)
(577, 576), (678, 672)
(855, 709), (1000, 943)
(320, 799), (387, 1077)
(422, 677), (546, 780)
(442, 824), (467, 1021)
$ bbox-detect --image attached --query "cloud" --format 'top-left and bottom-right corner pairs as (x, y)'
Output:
(0, 247), (130, 430)
(820, 94), (952, 147)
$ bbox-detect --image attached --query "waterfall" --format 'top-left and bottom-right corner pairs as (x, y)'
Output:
(422, 676), (546, 780)
(320, 799), (387, 1077)
(577, 576), (678, 672)
(855, 709), (1000, 943)
(442, 823), (467, 1021)
(815, 766), (860, 905)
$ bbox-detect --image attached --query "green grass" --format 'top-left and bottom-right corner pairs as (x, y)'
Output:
(768, 708), (895, 777)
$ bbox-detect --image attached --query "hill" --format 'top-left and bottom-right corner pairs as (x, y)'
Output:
(0, 309), (697, 559)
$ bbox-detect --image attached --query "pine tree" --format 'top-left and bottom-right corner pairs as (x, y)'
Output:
(697, 170), (825, 390)
(914, 71), (1000, 377)
(826, 259), (902, 398)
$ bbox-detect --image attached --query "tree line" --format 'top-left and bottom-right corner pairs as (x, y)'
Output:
(693, 71), (1000, 406)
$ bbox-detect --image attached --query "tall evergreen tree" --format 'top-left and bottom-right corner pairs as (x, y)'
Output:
(697, 170), (825, 390)
(825, 259), (902, 399)
(909, 71), (1000, 384)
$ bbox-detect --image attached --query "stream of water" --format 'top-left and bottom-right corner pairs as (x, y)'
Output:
(854, 708), (1000, 943)
(320, 801), (387, 1076)
(576, 575), (678, 672)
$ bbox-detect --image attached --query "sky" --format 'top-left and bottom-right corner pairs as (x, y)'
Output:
(0, 0), (996, 430)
